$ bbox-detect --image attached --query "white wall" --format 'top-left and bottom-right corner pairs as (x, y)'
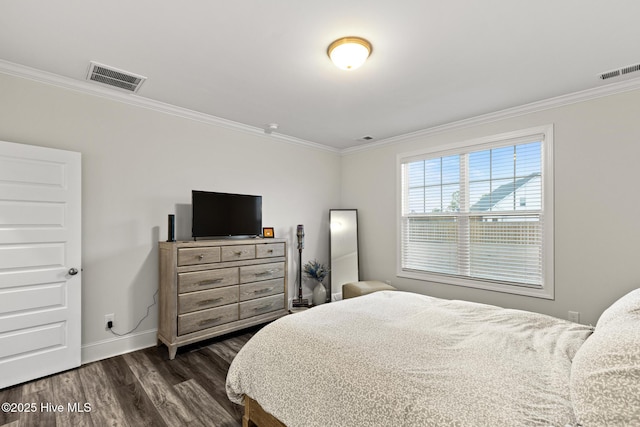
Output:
(3, 69), (639, 360)
(341, 88), (640, 326)
(0, 73), (340, 361)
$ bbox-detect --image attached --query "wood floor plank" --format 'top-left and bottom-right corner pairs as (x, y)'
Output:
(0, 328), (256, 427)
(206, 341), (238, 365)
(20, 378), (54, 427)
(88, 400), (131, 427)
(78, 362), (118, 409)
(142, 346), (193, 386)
(0, 385), (21, 425)
(78, 362), (130, 427)
(50, 370), (93, 427)
(21, 376), (50, 396)
(174, 379), (238, 427)
(124, 351), (202, 426)
(180, 349), (244, 420)
(18, 389), (56, 427)
(101, 356), (168, 427)
(223, 333), (253, 352)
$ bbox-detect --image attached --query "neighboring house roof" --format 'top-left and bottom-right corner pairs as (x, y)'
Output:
(470, 173), (540, 211)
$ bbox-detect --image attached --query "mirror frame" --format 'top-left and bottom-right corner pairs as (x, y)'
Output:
(329, 209), (360, 301)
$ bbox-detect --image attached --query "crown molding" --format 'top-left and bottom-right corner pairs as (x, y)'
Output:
(0, 60), (339, 154)
(3, 59), (640, 157)
(341, 76), (640, 155)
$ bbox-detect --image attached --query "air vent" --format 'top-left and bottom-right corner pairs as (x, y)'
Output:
(86, 62), (146, 93)
(600, 70), (621, 80)
(600, 63), (640, 80)
(621, 64), (640, 75)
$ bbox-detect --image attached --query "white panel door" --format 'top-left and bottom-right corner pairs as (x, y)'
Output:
(0, 140), (81, 389)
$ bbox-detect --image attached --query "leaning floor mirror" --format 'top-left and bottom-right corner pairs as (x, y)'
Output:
(329, 209), (359, 301)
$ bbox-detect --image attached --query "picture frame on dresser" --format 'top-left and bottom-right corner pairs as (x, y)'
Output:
(262, 227), (274, 238)
(158, 238), (288, 359)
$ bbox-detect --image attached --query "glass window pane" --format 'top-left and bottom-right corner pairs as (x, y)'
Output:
(491, 178), (515, 211)
(404, 217), (459, 275)
(514, 175), (541, 210)
(442, 155), (460, 184)
(469, 180), (491, 211)
(515, 142), (541, 177)
(425, 158), (441, 185)
(442, 185), (460, 212)
(491, 146), (514, 180)
(407, 161), (424, 188)
(469, 150), (490, 182)
(425, 186), (442, 212)
(408, 187), (424, 213)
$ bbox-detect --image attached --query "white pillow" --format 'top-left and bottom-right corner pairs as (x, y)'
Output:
(571, 288), (640, 425)
(596, 287), (640, 329)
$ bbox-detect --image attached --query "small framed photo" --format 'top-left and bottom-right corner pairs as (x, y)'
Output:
(263, 227), (274, 238)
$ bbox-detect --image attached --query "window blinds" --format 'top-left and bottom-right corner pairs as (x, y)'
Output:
(400, 135), (545, 289)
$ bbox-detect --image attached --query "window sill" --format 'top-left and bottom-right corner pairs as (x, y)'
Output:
(397, 269), (554, 300)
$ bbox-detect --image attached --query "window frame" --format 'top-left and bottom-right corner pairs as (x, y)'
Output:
(396, 125), (554, 299)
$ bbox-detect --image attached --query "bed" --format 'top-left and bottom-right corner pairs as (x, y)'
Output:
(226, 289), (640, 426)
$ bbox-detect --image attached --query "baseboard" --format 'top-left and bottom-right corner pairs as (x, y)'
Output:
(81, 328), (158, 364)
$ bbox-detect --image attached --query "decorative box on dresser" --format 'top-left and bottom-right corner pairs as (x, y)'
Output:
(158, 238), (288, 359)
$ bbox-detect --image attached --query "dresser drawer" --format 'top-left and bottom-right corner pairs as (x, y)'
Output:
(239, 294), (285, 319)
(240, 278), (285, 301)
(221, 245), (255, 262)
(178, 267), (238, 293)
(178, 286), (239, 314)
(256, 243), (285, 258)
(178, 247), (221, 266)
(178, 304), (238, 335)
(240, 262), (285, 284)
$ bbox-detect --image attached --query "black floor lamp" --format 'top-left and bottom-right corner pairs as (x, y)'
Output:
(292, 224), (308, 307)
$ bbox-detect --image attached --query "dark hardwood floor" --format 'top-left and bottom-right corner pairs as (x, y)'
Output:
(0, 327), (259, 427)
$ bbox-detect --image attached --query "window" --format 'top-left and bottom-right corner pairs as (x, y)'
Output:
(398, 125), (554, 299)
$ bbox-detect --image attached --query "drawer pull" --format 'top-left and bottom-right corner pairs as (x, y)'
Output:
(199, 316), (222, 326)
(197, 278), (223, 286)
(254, 287), (274, 294)
(198, 254), (205, 260)
(267, 249), (274, 253)
(199, 297), (223, 306)
(254, 302), (274, 311)
(234, 251), (243, 256)
(255, 269), (278, 277)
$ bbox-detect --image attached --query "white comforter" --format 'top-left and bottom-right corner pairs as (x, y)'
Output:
(226, 291), (593, 426)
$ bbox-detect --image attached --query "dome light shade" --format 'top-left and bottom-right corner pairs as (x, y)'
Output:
(327, 37), (372, 70)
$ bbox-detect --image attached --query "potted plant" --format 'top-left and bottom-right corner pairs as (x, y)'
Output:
(303, 259), (330, 305)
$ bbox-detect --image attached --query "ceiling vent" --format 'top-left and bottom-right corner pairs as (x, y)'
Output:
(86, 61), (146, 93)
(599, 63), (640, 80)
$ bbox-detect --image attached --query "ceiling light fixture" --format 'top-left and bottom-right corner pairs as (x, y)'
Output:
(327, 37), (372, 71)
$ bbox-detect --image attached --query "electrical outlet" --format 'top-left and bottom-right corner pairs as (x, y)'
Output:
(104, 313), (115, 330)
(568, 311), (580, 323)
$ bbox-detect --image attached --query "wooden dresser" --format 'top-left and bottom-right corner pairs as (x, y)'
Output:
(158, 238), (288, 359)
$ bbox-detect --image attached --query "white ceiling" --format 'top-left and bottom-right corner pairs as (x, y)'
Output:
(2, 1), (640, 150)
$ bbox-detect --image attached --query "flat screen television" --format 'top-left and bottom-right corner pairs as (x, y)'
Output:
(192, 190), (262, 239)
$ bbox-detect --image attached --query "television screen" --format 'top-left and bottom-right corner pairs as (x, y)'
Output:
(192, 191), (262, 238)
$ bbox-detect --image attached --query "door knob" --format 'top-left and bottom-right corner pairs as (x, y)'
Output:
(68, 268), (79, 276)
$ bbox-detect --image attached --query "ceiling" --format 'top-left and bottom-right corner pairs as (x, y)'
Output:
(2, 1), (640, 150)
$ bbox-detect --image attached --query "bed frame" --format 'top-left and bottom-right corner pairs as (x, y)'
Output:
(243, 396), (287, 427)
